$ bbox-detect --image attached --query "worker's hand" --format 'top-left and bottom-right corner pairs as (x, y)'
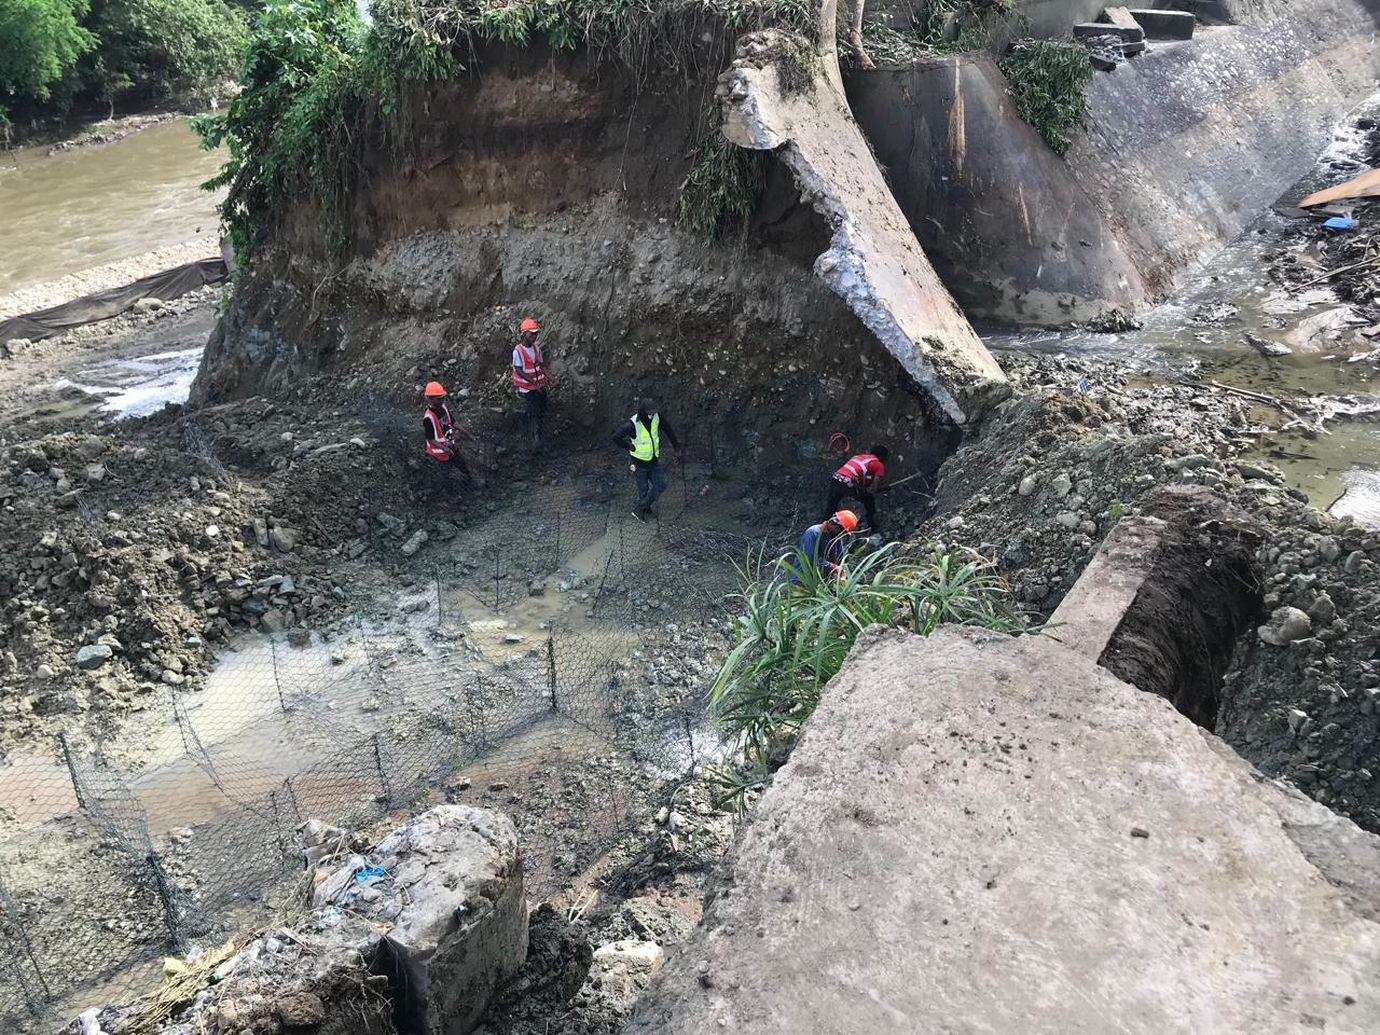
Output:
(629, 463), (637, 474)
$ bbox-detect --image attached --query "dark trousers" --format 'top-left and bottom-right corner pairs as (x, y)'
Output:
(825, 479), (878, 531)
(521, 390), (547, 444)
(634, 460), (668, 511)
(429, 456), (474, 496)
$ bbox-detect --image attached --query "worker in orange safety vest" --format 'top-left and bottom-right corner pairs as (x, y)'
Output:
(512, 317), (549, 445)
(825, 445), (888, 533)
(422, 381), (477, 491)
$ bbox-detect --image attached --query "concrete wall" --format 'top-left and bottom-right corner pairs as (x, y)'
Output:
(848, 0), (1380, 323)
(849, 53), (1147, 324)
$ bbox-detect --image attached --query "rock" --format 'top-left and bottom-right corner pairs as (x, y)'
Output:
(1054, 511), (1080, 530)
(1308, 592), (1337, 627)
(76, 438), (106, 461)
(1318, 536), (1342, 563)
(1017, 475), (1038, 497)
(529, 578), (546, 596)
(261, 608), (289, 634)
(287, 627), (311, 648)
(400, 529), (429, 557)
(83, 464), (107, 483)
(1257, 606), (1312, 646)
(270, 526), (299, 552)
(1287, 708), (1310, 736)
(1049, 473), (1073, 499)
(373, 806), (528, 1035)
(591, 939), (665, 996)
(76, 644), (113, 670)
(161, 669), (185, 686)
(276, 991), (326, 1028)
(36, 664), (55, 680)
(946, 515), (965, 530)
(132, 296), (165, 313)
(252, 518), (270, 548)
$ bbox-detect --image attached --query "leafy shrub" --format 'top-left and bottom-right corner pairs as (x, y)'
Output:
(998, 37), (1093, 155)
(708, 541), (1027, 811)
(89, 0), (246, 103)
(0, 0), (96, 114)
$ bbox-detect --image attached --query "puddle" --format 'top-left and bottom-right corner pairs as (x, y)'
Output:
(61, 345), (203, 417)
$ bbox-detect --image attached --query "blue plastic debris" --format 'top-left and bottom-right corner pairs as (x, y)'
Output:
(1323, 216), (1359, 231)
(355, 865), (387, 881)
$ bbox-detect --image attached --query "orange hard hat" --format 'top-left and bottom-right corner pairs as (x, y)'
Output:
(520, 318), (540, 333)
(424, 381), (447, 397)
(833, 510), (859, 532)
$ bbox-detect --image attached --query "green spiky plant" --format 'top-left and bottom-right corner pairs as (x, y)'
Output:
(707, 541), (1027, 813)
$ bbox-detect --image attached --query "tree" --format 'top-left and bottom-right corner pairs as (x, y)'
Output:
(0, 0), (96, 112)
(89, 0), (246, 102)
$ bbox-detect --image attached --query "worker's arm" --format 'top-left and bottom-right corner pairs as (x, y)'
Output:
(610, 419), (635, 451)
(660, 417), (683, 455)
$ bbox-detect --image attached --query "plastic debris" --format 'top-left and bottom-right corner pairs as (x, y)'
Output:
(1323, 216), (1359, 231)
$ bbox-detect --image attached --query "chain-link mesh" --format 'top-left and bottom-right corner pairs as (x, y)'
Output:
(0, 412), (808, 1032)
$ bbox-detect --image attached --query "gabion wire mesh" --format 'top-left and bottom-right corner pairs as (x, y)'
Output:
(0, 420), (801, 1033)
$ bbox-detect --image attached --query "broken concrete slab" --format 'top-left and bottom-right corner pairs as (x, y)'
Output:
(625, 627), (1380, 1034)
(371, 806), (528, 1035)
(1129, 8), (1196, 37)
(718, 16), (1007, 424)
(1101, 5), (1146, 35)
(1075, 21), (1143, 42)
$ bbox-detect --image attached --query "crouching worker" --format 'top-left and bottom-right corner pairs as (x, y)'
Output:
(423, 381), (478, 492)
(790, 510), (859, 585)
(826, 445), (888, 534)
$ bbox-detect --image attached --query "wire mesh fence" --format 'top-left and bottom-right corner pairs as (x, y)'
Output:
(0, 429), (804, 1033)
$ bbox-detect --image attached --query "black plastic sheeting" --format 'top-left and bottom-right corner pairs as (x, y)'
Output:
(0, 257), (226, 345)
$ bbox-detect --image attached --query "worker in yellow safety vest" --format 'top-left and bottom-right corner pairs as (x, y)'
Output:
(611, 397), (682, 521)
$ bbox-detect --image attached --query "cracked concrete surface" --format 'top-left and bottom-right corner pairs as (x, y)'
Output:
(625, 627), (1380, 1033)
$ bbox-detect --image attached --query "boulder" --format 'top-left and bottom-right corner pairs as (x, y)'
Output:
(591, 940), (665, 998)
(75, 644), (113, 671)
(270, 526), (300, 552)
(400, 529), (429, 557)
(1258, 605), (1312, 646)
(373, 806), (528, 1035)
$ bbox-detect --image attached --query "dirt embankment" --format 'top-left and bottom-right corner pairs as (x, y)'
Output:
(197, 38), (965, 478)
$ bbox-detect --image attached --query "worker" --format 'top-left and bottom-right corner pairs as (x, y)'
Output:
(422, 381), (476, 489)
(512, 317), (549, 445)
(611, 397), (681, 521)
(791, 510), (859, 584)
(826, 445), (889, 534)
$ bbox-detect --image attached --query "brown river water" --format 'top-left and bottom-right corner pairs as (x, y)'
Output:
(0, 118), (223, 295)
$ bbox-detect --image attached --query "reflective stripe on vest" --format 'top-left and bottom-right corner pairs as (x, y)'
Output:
(512, 343), (548, 392)
(835, 454), (882, 489)
(629, 413), (660, 461)
(424, 406), (452, 461)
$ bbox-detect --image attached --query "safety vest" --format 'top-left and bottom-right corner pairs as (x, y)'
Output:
(835, 453), (884, 490)
(423, 404), (453, 461)
(512, 342), (548, 392)
(629, 413), (661, 461)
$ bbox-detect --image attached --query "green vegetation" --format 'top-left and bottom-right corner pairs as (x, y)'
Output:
(0, 0), (96, 109)
(194, 0), (816, 261)
(678, 123), (769, 241)
(708, 542), (1026, 812)
(998, 38), (1094, 155)
(0, 0), (244, 126)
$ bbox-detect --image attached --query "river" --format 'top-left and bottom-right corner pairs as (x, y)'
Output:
(0, 118), (223, 296)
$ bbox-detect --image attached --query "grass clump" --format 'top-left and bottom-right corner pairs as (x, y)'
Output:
(707, 541), (1026, 813)
(997, 38), (1094, 155)
(678, 122), (768, 240)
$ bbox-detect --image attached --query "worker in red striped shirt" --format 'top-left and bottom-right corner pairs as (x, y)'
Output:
(825, 445), (889, 534)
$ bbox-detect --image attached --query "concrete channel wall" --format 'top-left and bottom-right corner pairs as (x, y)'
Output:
(848, 0), (1380, 323)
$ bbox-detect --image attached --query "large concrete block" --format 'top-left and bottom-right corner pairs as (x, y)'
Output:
(373, 806), (528, 1035)
(1129, 8), (1196, 37)
(1076, 21), (1145, 42)
(626, 627), (1380, 1033)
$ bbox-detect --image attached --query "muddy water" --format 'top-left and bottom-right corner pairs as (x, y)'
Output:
(0, 119), (223, 295)
(986, 96), (1380, 524)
